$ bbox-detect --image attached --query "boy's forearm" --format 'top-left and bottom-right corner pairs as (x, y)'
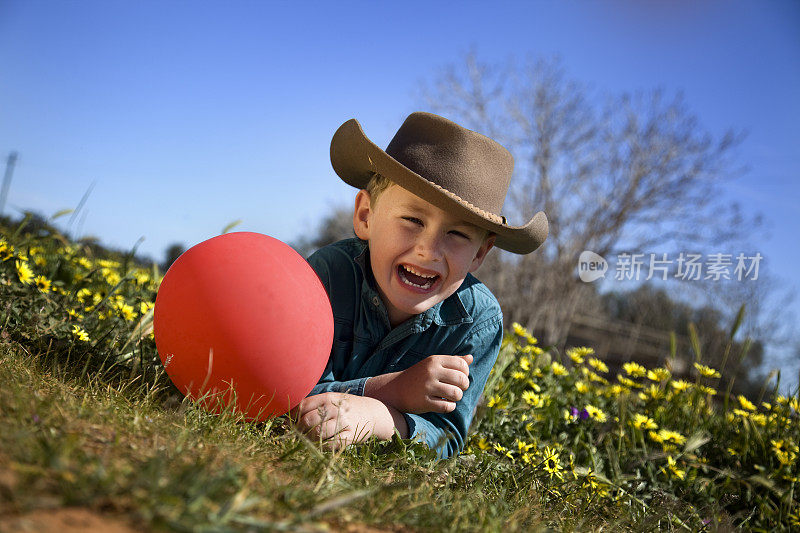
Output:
(363, 372), (400, 406)
(372, 399), (410, 440)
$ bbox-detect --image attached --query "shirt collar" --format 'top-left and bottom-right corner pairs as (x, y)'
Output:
(354, 240), (472, 328)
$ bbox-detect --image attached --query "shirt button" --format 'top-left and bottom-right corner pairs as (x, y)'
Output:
(372, 296), (380, 306)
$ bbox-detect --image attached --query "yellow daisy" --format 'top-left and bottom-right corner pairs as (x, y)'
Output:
(71, 325), (90, 342)
(34, 275), (51, 293)
(15, 260), (34, 284)
(694, 363), (721, 378)
(588, 357), (609, 373)
(584, 404), (608, 422)
(737, 395), (756, 412)
(551, 362), (568, 376)
(623, 362), (646, 378)
(631, 413), (658, 430)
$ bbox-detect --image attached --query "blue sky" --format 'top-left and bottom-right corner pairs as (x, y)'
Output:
(1, 1), (798, 382)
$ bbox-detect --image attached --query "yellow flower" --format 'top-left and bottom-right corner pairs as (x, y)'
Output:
(71, 325), (90, 342)
(662, 456), (686, 480)
(586, 370), (608, 385)
(34, 256), (46, 267)
(494, 443), (514, 461)
(670, 380), (691, 392)
(117, 303), (136, 322)
(140, 301), (154, 314)
(790, 397), (800, 413)
(512, 371), (526, 381)
(519, 357), (531, 371)
(512, 322), (527, 337)
(623, 362), (646, 378)
(588, 357), (608, 373)
(522, 390), (544, 408)
(67, 308), (84, 320)
(101, 268), (121, 286)
(34, 275), (51, 293)
(551, 362), (568, 376)
(647, 368), (671, 382)
(694, 362), (721, 378)
(76, 288), (92, 303)
(97, 259), (120, 269)
(487, 395), (508, 410)
(76, 257), (92, 269)
(516, 439), (534, 453)
(584, 404), (608, 423)
(617, 374), (638, 388)
(1, 242), (14, 261)
(698, 385), (717, 396)
(567, 347), (593, 364)
(15, 260), (34, 284)
(476, 437), (490, 451)
(606, 384), (629, 397)
(656, 429), (686, 446)
(541, 447), (563, 479)
(575, 380), (589, 393)
(631, 413), (658, 430)
(737, 395), (756, 412)
(640, 384), (664, 401)
(776, 394), (790, 405)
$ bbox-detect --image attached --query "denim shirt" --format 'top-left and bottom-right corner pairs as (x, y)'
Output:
(306, 238), (503, 459)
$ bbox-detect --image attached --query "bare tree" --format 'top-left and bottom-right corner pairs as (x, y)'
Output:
(419, 53), (777, 360)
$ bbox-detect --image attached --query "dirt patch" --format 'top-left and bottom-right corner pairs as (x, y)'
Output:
(0, 507), (139, 533)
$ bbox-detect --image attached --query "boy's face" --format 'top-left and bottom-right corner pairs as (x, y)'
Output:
(353, 184), (495, 327)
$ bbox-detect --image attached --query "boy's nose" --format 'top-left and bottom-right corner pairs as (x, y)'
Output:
(415, 231), (444, 262)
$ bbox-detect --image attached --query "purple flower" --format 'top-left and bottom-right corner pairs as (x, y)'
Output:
(32, 414), (40, 424)
(579, 408), (590, 420)
(570, 407), (579, 418)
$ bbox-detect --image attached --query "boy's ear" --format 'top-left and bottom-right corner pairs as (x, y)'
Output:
(353, 189), (372, 241)
(469, 234), (496, 273)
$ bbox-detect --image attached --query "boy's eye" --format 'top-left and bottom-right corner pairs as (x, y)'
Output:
(450, 230), (470, 240)
(402, 216), (423, 225)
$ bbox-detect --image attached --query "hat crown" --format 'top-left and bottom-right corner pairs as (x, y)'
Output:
(385, 112), (513, 217)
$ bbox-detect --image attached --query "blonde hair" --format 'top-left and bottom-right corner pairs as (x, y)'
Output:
(364, 173), (395, 207)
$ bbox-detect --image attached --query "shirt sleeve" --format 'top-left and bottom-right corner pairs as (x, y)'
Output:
(403, 314), (503, 459)
(304, 245), (369, 398)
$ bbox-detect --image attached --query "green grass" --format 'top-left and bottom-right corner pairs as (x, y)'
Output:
(1, 217), (798, 531)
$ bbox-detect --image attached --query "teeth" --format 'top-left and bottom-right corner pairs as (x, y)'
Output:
(403, 265), (437, 279)
(399, 267), (436, 289)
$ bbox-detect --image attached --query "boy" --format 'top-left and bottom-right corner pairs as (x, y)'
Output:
(293, 112), (548, 459)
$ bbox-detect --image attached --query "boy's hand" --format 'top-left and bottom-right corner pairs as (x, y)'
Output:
(291, 392), (408, 450)
(365, 354), (473, 414)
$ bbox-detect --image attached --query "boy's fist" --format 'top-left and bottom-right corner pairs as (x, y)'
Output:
(365, 354), (473, 414)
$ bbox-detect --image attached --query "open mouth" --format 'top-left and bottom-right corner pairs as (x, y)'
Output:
(397, 264), (440, 291)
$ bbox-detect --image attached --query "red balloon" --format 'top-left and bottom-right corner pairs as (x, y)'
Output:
(154, 232), (332, 420)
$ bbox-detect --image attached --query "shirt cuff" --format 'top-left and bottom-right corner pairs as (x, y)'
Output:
(308, 377), (369, 397)
(403, 413), (452, 459)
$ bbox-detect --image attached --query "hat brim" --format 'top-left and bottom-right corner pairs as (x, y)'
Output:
(330, 118), (548, 255)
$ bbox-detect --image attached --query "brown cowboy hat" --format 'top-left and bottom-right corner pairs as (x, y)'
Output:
(329, 111), (548, 254)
